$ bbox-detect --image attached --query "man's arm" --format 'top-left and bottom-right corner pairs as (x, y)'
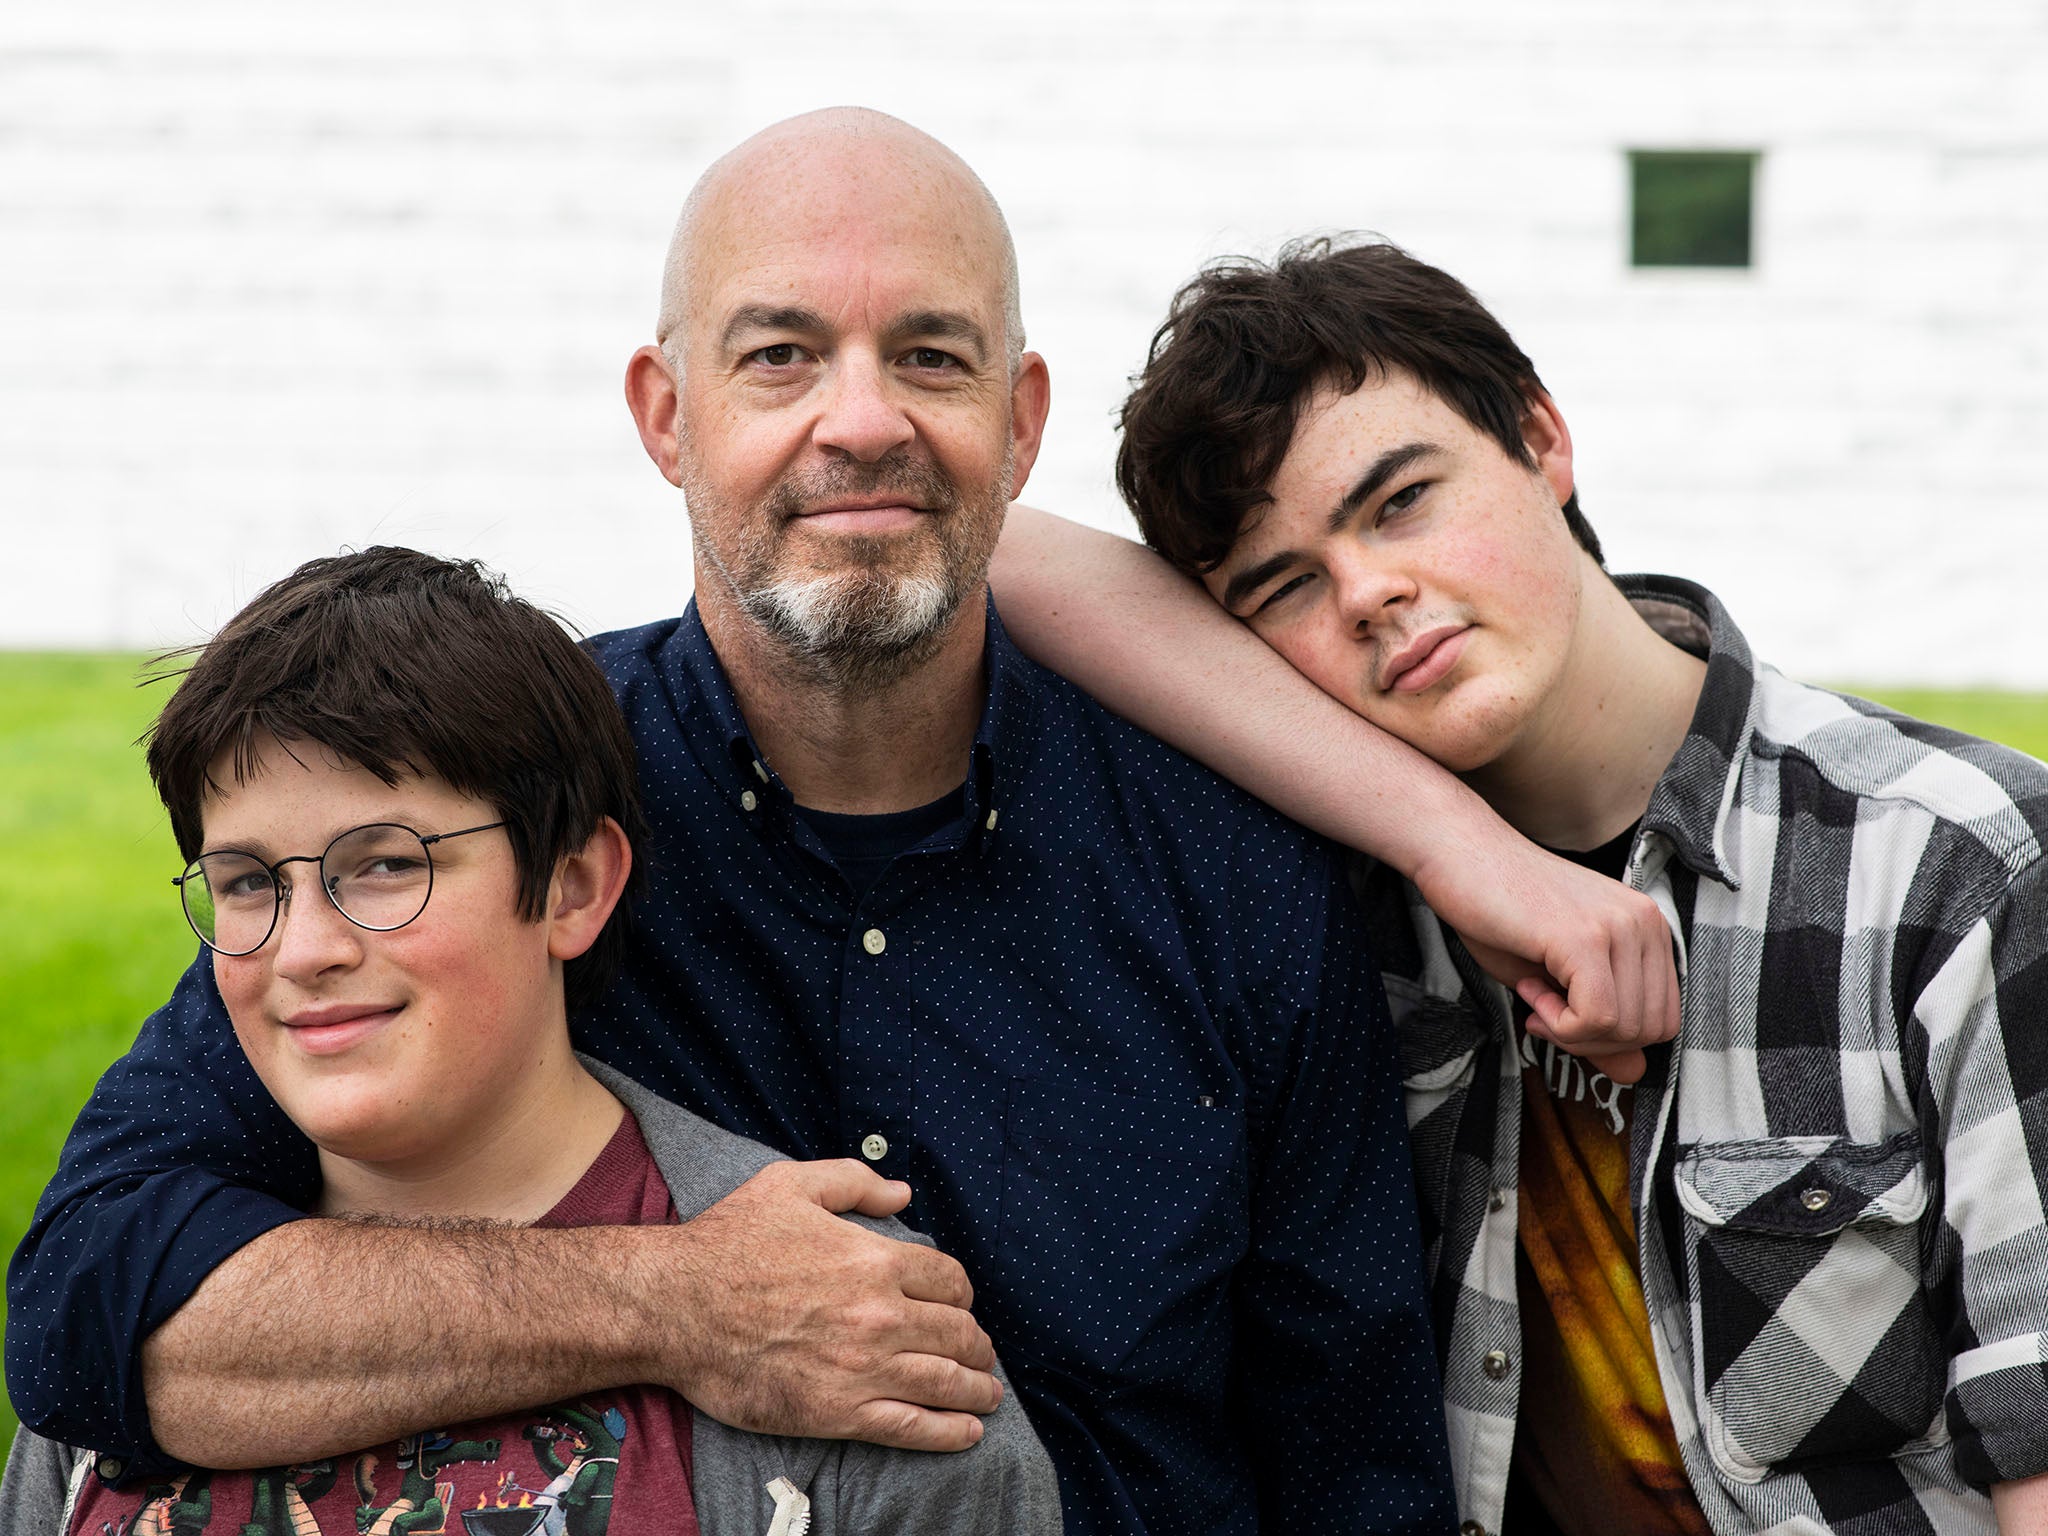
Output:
(991, 504), (1677, 1079)
(1995, 1473), (2048, 1534)
(7, 953), (1000, 1471)
(143, 1158), (997, 1467)
(1230, 846), (1454, 1532)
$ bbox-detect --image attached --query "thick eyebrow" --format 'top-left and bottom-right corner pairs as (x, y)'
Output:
(1220, 441), (1444, 613)
(1328, 441), (1442, 532)
(718, 304), (828, 351)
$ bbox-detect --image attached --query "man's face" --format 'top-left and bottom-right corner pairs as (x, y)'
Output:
(201, 735), (561, 1172)
(654, 152), (1045, 683)
(1204, 370), (1587, 774)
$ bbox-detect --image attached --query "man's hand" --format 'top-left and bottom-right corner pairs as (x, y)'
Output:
(1412, 836), (1679, 1085)
(637, 1158), (1002, 1451)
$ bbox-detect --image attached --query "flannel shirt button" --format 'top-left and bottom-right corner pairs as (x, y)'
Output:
(1482, 1349), (1511, 1380)
(1800, 1187), (1832, 1211)
(1488, 1188), (1508, 1212)
(1460, 1523), (1488, 1536)
(862, 928), (887, 955)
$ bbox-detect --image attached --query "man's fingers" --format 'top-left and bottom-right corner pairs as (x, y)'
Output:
(842, 1401), (990, 1454)
(893, 1295), (997, 1374)
(896, 1241), (977, 1314)
(772, 1157), (914, 1217)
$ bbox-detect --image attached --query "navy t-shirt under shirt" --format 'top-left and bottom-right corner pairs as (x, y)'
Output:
(796, 786), (967, 904)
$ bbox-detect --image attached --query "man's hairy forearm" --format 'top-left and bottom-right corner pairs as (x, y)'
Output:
(143, 1217), (668, 1467)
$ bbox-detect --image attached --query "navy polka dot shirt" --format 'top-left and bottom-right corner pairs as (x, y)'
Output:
(8, 600), (1454, 1535)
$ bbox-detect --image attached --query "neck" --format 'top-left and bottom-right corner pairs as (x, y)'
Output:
(315, 1040), (623, 1224)
(697, 576), (988, 814)
(1464, 567), (1708, 851)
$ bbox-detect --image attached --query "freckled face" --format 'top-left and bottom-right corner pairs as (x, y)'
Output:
(1205, 371), (1586, 774)
(200, 736), (558, 1168)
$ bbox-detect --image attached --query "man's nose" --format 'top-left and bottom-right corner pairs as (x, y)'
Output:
(269, 875), (364, 982)
(1329, 550), (1416, 633)
(811, 351), (915, 462)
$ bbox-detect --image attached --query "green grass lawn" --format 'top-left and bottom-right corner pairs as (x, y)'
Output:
(1, 655), (2044, 1456)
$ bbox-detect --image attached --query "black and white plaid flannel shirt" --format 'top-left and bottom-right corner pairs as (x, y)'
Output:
(1359, 574), (2048, 1536)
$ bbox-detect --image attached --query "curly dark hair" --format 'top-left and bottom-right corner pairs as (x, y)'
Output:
(1115, 236), (1604, 575)
(145, 546), (649, 1007)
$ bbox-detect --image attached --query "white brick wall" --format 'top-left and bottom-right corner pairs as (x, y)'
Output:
(4, 0), (2043, 683)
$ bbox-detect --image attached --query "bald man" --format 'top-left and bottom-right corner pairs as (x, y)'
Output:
(12, 110), (1672, 1535)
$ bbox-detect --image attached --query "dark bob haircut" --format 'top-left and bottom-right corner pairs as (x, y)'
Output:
(145, 546), (649, 1007)
(1116, 236), (1604, 575)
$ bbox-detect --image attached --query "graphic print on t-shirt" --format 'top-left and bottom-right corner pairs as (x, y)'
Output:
(76, 1402), (637, 1536)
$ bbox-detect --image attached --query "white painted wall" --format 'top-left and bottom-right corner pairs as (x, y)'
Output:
(4, 0), (2044, 683)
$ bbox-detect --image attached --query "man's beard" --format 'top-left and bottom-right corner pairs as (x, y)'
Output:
(688, 449), (1008, 692)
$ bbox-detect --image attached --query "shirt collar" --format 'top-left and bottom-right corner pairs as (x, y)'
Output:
(1621, 572), (1762, 889)
(657, 593), (1037, 849)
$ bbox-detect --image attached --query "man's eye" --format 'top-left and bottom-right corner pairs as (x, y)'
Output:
(1378, 482), (1427, 522)
(1254, 573), (1313, 615)
(748, 343), (802, 367)
(907, 347), (958, 370)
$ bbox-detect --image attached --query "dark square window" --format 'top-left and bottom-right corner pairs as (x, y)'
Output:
(1629, 150), (1759, 268)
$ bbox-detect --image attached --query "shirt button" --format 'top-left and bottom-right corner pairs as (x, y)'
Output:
(1460, 1523), (1488, 1536)
(985, 808), (999, 831)
(97, 1455), (125, 1480)
(1482, 1349), (1511, 1380)
(861, 1133), (889, 1161)
(1801, 1187), (1832, 1211)
(739, 790), (758, 812)
(862, 928), (886, 955)
(1488, 1188), (1508, 1212)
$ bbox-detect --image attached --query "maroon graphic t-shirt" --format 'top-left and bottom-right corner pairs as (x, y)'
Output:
(71, 1114), (700, 1536)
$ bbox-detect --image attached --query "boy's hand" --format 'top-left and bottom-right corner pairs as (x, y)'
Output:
(638, 1158), (1002, 1451)
(1413, 840), (1679, 1085)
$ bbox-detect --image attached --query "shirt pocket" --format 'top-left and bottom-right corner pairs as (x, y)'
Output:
(996, 1076), (1249, 1394)
(1672, 1132), (1947, 1484)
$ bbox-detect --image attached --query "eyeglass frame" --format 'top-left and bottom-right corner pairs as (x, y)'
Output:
(171, 820), (509, 957)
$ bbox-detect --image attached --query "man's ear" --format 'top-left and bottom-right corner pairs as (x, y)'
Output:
(1004, 352), (1052, 500)
(1521, 390), (1576, 508)
(545, 816), (633, 964)
(625, 346), (685, 487)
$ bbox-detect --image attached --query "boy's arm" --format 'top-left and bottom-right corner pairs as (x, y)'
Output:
(992, 504), (1678, 1079)
(7, 954), (1000, 1473)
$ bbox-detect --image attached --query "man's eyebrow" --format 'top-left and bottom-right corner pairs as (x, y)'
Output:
(718, 305), (828, 350)
(1221, 551), (1300, 614)
(1221, 442), (1446, 612)
(1327, 442), (1442, 533)
(893, 310), (991, 365)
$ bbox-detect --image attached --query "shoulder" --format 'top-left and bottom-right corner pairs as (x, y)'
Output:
(1000, 647), (1346, 907)
(583, 617), (687, 695)
(1745, 668), (2048, 893)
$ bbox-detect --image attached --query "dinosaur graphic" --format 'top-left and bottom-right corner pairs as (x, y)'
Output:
(353, 1431), (502, 1535)
(239, 1460), (336, 1536)
(101, 1470), (212, 1536)
(516, 1402), (625, 1536)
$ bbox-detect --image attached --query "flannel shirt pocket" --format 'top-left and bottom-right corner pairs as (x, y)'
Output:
(1674, 1132), (1947, 1484)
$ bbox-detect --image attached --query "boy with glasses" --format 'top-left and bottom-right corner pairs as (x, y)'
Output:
(0, 545), (1058, 1535)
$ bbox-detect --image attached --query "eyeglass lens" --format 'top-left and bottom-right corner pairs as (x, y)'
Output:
(181, 824), (436, 955)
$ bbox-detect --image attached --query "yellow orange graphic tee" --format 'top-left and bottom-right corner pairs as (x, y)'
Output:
(1510, 827), (1708, 1536)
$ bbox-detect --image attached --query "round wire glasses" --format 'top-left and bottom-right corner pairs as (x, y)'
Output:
(172, 821), (507, 956)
